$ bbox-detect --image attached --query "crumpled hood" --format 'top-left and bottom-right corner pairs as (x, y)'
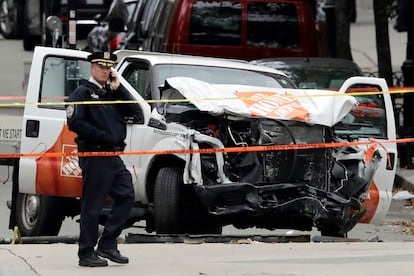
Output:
(164, 77), (357, 127)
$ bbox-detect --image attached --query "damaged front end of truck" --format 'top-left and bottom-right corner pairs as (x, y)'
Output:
(155, 77), (382, 236)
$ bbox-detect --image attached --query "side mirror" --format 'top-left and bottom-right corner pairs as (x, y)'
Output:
(93, 14), (103, 24)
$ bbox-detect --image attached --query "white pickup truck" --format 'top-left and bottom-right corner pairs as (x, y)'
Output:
(0, 46), (397, 237)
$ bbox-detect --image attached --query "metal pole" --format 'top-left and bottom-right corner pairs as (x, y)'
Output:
(400, 0), (414, 168)
(68, 9), (77, 49)
(322, 0), (336, 58)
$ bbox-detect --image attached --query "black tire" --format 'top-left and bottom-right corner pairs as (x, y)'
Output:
(320, 198), (365, 238)
(153, 167), (222, 235)
(154, 167), (183, 234)
(0, 0), (23, 39)
(15, 193), (65, 236)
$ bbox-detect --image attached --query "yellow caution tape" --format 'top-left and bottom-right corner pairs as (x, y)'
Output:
(0, 87), (413, 108)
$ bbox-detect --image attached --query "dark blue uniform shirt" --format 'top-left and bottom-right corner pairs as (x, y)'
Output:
(66, 79), (141, 148)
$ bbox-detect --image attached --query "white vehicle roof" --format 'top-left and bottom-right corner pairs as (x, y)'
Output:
(114, 50), (289, 77)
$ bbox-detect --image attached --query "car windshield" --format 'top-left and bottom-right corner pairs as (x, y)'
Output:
(153, 64), (296, 89)
(273, 65), (361, 89)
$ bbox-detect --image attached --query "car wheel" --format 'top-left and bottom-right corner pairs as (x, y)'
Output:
(0, 0), (23, 39)
(15, 193), (64, 236)
(320, 197), (366, 238)
(154, 167), (183, 234)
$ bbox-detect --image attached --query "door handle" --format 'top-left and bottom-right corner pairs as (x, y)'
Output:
(26, 120), (40, 138)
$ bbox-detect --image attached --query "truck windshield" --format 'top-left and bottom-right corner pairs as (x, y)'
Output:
(154, 64), (295, 89)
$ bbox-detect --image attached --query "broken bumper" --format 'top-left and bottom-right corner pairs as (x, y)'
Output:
(194, 182), (356, 231)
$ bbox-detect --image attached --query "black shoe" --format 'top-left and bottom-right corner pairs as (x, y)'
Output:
(97, 248), (129, 264)
(79, 254), (108, 267)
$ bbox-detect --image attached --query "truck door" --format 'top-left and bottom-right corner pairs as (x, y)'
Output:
(16, 46), (150, 236)
(336, 77), (397, 225)
(19, 46), (150, 199)
(19, 47), (91, 197)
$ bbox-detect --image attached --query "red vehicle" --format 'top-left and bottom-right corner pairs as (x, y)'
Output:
(123, 0), (320, 60)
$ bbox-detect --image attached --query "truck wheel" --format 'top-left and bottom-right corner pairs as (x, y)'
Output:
(0, 0), (23, 39)
(153, 167), (222, 235)
(15, 193), (65, 236)
(154, 167), (183, 234)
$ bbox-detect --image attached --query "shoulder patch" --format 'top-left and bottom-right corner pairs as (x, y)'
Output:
(66, 104), (75, 119)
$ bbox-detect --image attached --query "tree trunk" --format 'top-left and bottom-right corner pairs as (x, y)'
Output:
(374, 0), (394, 86)
(335, 0), (352, 59)
(402, 0), (414, 127)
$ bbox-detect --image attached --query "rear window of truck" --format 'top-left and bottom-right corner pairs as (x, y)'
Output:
(247, 2), (300, 48)
(188, 0), (300, 48)
(189, 1), (242, 45)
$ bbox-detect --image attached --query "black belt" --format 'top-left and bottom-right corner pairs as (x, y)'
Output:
(76, 139), (125, 152)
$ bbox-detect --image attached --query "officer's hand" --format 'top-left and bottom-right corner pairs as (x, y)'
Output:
(108, 70), (120, 91)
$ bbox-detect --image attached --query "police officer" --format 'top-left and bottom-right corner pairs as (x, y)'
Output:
(66, 51), (141, 267)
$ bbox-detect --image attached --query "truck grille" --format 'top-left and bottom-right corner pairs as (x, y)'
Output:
(258, 120), (330, 190)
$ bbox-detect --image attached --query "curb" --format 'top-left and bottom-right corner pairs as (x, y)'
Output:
(394, 168), (414, 193)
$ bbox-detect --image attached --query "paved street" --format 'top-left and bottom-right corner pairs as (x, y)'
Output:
(2, 242), (414, 276)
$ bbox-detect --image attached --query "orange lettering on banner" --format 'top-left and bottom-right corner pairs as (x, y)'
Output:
(234, 91), (309, 121)
(35, 125), (83, 197)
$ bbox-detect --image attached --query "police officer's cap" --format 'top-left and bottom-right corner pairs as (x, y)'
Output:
(87, 51), (117, 67)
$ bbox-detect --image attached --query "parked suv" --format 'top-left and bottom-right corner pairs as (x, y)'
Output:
(121, 0), (320, 60)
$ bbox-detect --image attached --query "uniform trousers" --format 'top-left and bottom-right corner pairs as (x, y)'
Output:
(78, 155), (134, 259)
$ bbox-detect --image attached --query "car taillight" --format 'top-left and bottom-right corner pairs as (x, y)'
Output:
(358, 102), (379, 108)
(352, 106), (385, 119)
(110, 33), (126, 51)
